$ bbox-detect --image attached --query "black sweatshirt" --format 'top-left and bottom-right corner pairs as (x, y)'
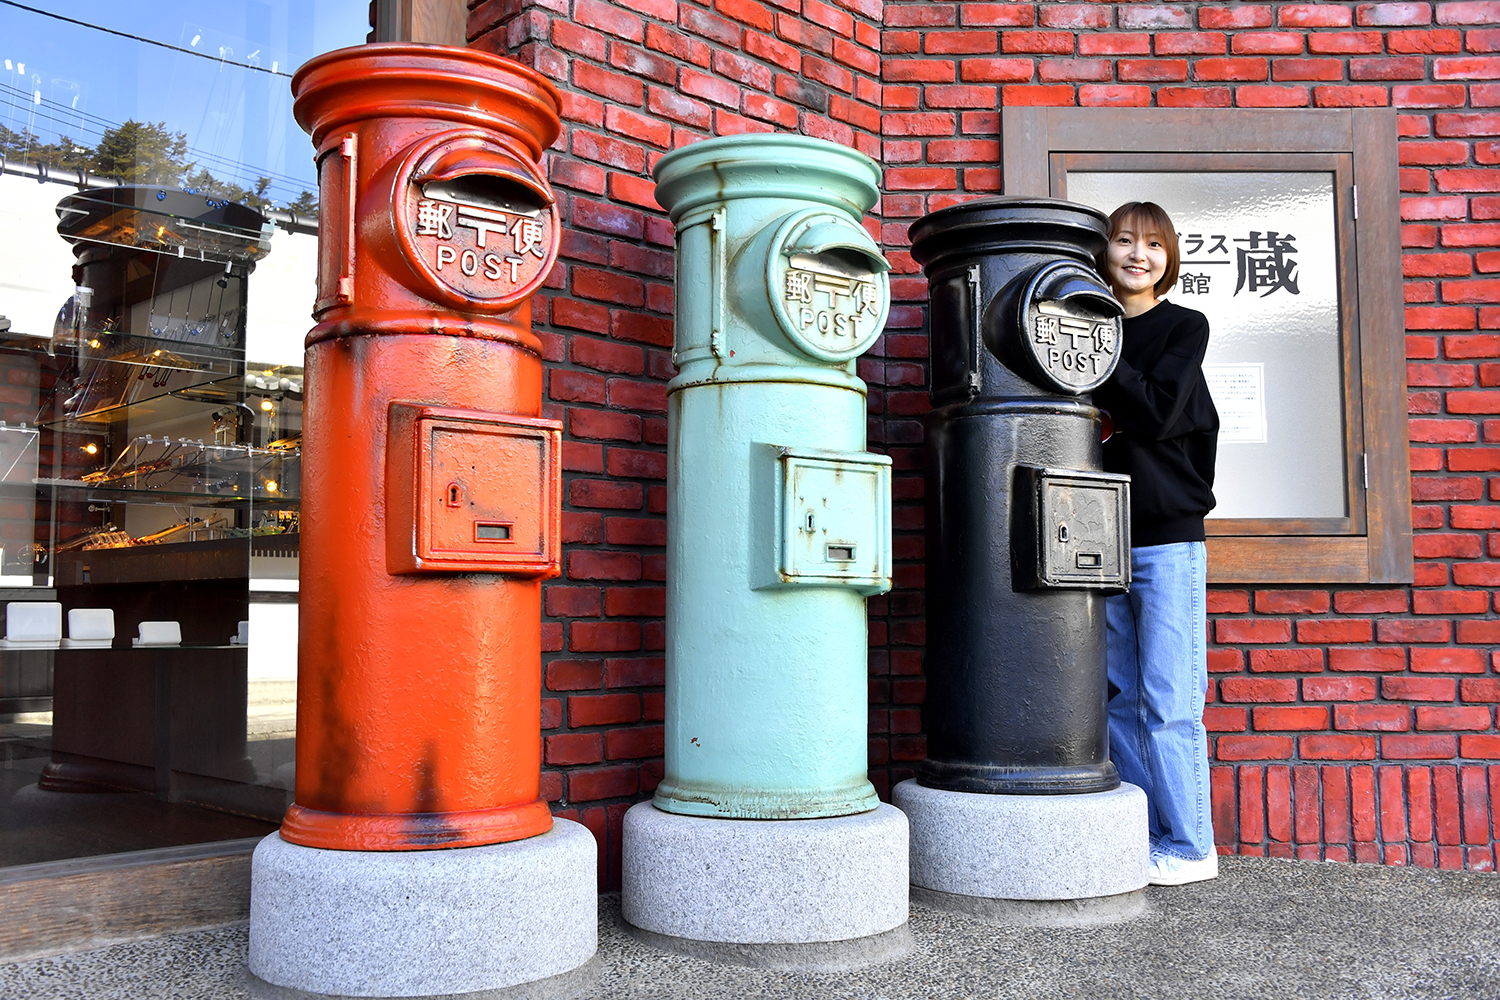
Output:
(1092, 299), (1219, 548)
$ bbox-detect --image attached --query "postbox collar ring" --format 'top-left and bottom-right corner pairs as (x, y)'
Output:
(392, 130), (560, 314)
(908, 196), (1111, 274)
(766, 208), (890, 364)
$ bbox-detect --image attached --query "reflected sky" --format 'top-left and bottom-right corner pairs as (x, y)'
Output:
(0, 0), (365, 205)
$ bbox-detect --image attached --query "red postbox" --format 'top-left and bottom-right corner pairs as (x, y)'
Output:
(286, 43), (562, 852)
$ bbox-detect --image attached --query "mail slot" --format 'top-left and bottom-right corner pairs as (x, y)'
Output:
(1012, 466), (1130, 591)
(909, 197), (1128, 797)
(385, 403), (560, 576)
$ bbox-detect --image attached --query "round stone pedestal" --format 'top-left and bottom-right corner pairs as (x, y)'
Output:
(893, 779), (1149, 925)
(621, 802), (911, 970)
(248, 820), (597, 998)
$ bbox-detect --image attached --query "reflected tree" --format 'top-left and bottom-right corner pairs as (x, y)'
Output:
(0, 119), (316, 213)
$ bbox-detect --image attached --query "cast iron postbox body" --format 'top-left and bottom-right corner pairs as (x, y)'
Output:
(287, 44), (562, 851)
(909, 198), (1129, 796)
(652, 135), (893, 820)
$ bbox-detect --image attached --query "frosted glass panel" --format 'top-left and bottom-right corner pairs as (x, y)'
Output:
(1068, 171), (1347, 520)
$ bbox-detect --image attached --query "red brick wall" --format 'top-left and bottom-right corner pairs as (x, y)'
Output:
(883, 0), (1500, 874)
(467, 0), (884, 887)
(471, 0), (1500, 883)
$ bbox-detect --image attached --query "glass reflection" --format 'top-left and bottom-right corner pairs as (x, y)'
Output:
(1068, 170), (1348, 521)
(0, 0), (362, 868)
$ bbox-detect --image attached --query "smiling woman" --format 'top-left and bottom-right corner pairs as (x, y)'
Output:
(1092, 199), (1223, 887)
(0, 0), (364, 875)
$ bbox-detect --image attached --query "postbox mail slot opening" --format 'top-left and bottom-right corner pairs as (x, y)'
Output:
(475, 522), (513, 542)
(786, 219), (891, 274)
(826, 543), (855, 562)
(421, 175), (548, 218)
(789, 249), (884, 280)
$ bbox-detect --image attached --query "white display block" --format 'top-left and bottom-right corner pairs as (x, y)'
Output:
(3, 602), (62, 646)
(133, 621), (182, 646)
(63, 607), (115, 648)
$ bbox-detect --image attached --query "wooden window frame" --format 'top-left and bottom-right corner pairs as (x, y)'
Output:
(1002, 107), (1411, 585)
(374, 0), (467, 44)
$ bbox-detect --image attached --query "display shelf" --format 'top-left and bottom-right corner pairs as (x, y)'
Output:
(53, 536), (290, 585)
(0, 643), (247, 654)
(36, 364), (303, 430)
(33, 480), (299, 506)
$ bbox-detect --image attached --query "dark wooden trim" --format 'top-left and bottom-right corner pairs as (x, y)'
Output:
(1005, 108), (1413, 584)
(1001, 108), (1051, 196)
(1207, 517), (1353, 537)
(1333, 152), (1369, 537)
(1353, 109), (1414, 584)
(0, 838), (259, 962)
(374, 0), (466, 44)
(1058, 151), (1348, 172)
(1207, 536), (1372, 585)
(1003, 109), (1357, 170)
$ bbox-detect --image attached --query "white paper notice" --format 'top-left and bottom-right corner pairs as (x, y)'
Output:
(1204, 363), (1267, 444)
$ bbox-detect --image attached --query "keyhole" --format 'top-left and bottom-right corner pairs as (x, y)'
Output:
(805, 511), (816, 532)
(1057, 523), (1069, 543)
(447, 483), (462, 507)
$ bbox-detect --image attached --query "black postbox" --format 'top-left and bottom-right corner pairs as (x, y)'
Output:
(909, 197), (1130, 796)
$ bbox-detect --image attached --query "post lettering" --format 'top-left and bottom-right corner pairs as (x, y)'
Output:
(416, 191), (548, 292)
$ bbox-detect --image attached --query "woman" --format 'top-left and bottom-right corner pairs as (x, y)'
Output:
(1092, 202), (1220, 886)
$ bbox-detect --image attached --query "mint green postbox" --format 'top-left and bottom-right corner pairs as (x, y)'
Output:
(652, 135), (893, 819)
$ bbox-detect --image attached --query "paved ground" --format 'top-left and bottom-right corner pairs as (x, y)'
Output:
(3, 856), (1498, 1000)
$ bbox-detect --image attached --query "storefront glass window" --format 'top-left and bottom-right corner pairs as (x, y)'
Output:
(1067, 170), (1348, 521)
(0, 0), (362, 867)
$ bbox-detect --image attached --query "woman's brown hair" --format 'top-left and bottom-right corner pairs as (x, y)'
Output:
(1100, 201), (1181, 298)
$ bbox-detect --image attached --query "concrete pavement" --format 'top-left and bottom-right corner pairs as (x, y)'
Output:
(2, 856), (1497, 999)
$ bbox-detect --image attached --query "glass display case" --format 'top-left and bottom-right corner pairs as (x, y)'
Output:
(0, 0), (365, 870)
(0, 182), (311, 864)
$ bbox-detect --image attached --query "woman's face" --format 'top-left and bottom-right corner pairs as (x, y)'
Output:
(1105, 227), (1168, 299)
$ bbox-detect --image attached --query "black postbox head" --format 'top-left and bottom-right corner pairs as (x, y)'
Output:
(909, 197), (1124, 402)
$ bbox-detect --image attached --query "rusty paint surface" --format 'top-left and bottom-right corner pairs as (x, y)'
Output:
(285, 44), (561, 851)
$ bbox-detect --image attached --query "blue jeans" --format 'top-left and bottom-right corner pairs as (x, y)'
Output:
(1106, 541), (1214, 861)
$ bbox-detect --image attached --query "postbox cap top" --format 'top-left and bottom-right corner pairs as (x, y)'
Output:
(651, 134), (881, 223)
(908, 196), (1109, 272)
(291, 43), (561, 158)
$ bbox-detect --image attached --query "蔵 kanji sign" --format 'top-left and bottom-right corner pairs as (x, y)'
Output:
(1177, 230), (1301, 299)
